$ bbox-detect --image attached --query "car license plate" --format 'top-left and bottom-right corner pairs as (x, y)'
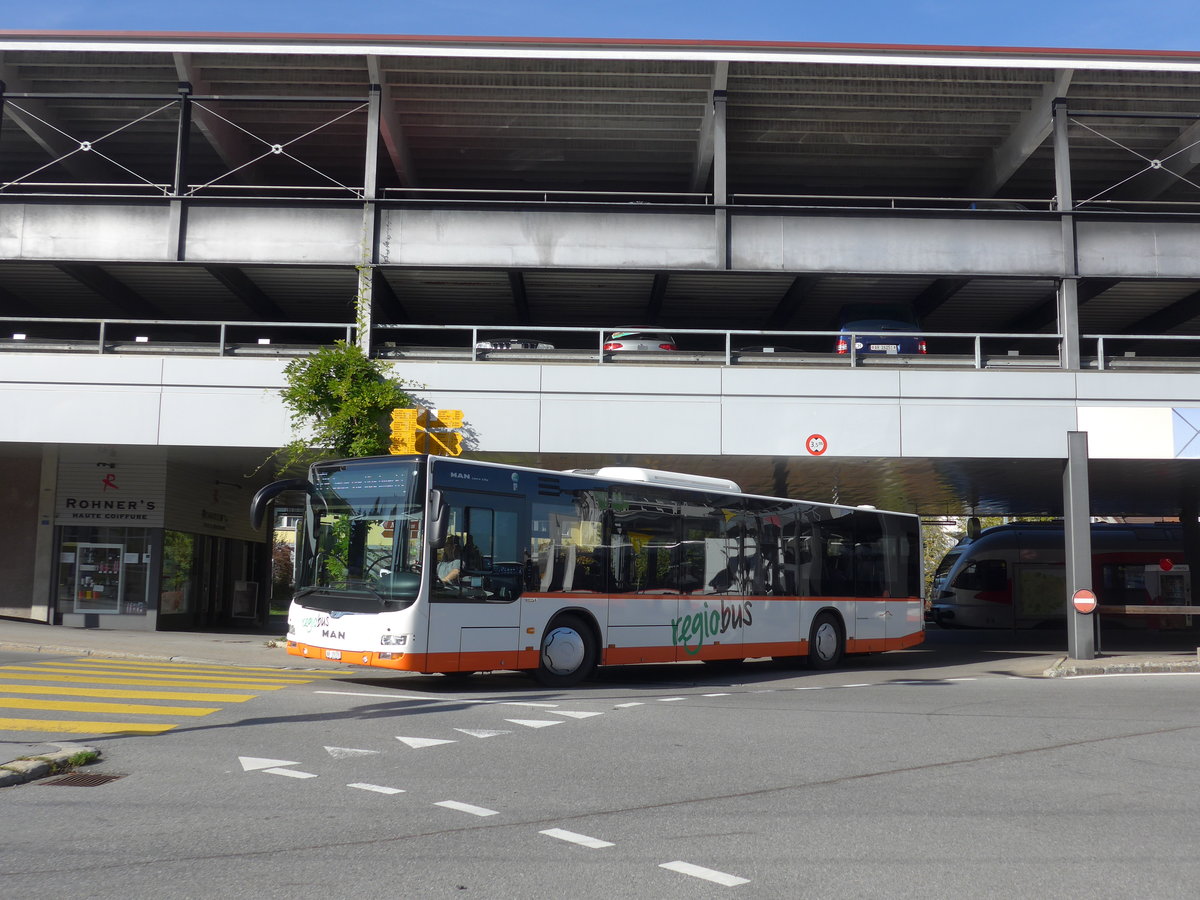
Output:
(324, 649), (342, 660)
(870, 344), (899, 353)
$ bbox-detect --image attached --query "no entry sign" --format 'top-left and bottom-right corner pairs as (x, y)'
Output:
(1072, 589), (1098, 614)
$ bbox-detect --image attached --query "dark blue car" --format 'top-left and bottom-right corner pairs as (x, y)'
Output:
(835, 304), (926, 355)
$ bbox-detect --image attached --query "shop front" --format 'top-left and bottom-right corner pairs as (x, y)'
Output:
(51, 446), (270, 631)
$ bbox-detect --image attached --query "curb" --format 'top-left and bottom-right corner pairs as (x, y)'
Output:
(0, 745), (100, 788)
(1044, 656), (1200, 678)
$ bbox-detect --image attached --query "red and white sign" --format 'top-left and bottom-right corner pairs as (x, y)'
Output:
(805, 434), (828, 456)
(1072, 589), (1098, 614)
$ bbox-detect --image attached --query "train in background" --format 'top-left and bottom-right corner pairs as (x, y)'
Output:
(929, 522), (1192, 629)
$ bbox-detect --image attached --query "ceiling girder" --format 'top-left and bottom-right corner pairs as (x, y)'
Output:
(56, 264), (165, 319)
(204, 265), (285, 319)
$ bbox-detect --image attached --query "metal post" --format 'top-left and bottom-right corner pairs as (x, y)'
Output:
(713, 89), (728, 269)
(1052, 98), (1081, 371)
(172, 82), (192, 197)
(1064, 430), (1095, 659)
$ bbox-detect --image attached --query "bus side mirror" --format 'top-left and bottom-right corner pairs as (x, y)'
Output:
(250, 478), (313, 530)
(429, 489), (449, 549)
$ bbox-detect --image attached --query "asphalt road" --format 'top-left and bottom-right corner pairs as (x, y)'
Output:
(3, 636), (1200, 898)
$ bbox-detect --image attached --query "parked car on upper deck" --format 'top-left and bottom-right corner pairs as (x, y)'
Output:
(604, 331), (677, 351)
(474, 337), (555, 351)
(835, 304), (926, 355)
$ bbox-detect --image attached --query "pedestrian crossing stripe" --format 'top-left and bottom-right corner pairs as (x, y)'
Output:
(0, 671), (297, 690)
(12, 664), (323, 685)
(56, 658), (338, 677)
(0, 658), (330, 736)
(0, 717), (176, 735)
(51, 659), (334, 679)
(0, 697), (220, 716)
(0, 684), (255, 702)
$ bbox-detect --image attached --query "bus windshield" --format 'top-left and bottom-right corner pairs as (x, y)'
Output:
(297, 457), (425, 611)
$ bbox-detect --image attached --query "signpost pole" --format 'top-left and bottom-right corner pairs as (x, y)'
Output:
(1064, 430), (1095, 660)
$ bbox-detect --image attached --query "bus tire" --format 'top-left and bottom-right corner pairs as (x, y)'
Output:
(808, 612), (844, 670)
(535, 614), (597, 687)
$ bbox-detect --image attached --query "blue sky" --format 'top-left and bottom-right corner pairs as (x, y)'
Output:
(0, 1), (1195, 52)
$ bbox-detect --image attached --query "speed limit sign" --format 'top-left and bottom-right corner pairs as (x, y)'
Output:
(805, 434), (828, 456)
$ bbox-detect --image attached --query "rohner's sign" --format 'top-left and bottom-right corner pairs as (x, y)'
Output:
(55, 457), (166, 528)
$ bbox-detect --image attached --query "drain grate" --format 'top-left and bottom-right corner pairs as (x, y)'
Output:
(41, 773), (125, 787)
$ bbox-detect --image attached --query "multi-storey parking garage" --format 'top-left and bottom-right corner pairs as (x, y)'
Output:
(3, 32), (1200, 633)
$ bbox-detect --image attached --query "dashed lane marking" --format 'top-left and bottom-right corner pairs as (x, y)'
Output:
(659, 861), (750, 887)
(540, 828), (614, 849)
(435, 800), (499, 817)
(658, 697), (686, 702)
(325, 746), (381, 758)
(263, 767), (318, 779)
(348, 783), (404, 794)
(614, 702), (644, 708)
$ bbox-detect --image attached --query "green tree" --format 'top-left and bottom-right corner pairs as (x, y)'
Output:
(277, 341), (414, 471)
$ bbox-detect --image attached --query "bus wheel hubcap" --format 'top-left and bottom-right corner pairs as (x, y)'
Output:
(814, 623), (836, 659)
(542, 626), (585, 675)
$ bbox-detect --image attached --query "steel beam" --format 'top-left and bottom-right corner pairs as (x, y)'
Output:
(367, 56), (419, 188)
(172, 52), (259, 185)
(689, 62), (728, 194)
(646, 273), (669, 324)
(204, 265), (285, 319)
(965, 69), (1072, 198)
(56, 264), (165, 318)
(508, 271), (531, 324)
(765, 275), (821, 330)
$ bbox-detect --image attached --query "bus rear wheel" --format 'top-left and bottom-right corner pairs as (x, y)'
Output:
(808, 612), (844, 670)
(535, 614), (597, 687)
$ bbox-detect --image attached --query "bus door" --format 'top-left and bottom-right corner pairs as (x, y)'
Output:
(676, 509), (744, 661)
(430, 491), (526, 670)
(608, 491), (681, 665)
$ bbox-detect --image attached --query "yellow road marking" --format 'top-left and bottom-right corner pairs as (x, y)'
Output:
(14, 664), (320, 685)
(0, 697), (219, 716)
(59, 658), (336, 677)
(0, 672), (292, 690)
(0, 684), (254, 702)
(0, 717), (176, 735)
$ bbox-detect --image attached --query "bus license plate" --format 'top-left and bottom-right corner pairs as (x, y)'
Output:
(324, 649), (342, 660)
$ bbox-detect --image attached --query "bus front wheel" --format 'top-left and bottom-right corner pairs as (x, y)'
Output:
(535, 615), (597, 687)
(808, 613), (844, 670)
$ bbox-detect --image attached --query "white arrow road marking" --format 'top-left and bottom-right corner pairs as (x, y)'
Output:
(660, 861), (749, 886)
(540, 828), (614, 849)
(435, 800), (498, 817)
(396, 736), (457, 749)
(454, 728), (512, 738)
(552, 710), (603, 719)
(325, 746), (381, 758)
(504, 718), (562, 728)
(348, 783), (405, 794)
(262, 767), (318, 779)
(239, 756), (301, 771)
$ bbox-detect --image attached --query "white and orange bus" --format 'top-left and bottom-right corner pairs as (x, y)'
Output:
(251, 455), (924, 685)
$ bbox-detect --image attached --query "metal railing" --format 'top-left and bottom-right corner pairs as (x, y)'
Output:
(5, 315), (1200, 372)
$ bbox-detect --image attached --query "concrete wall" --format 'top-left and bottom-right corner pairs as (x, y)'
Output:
(4, 353), (1200, 461)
